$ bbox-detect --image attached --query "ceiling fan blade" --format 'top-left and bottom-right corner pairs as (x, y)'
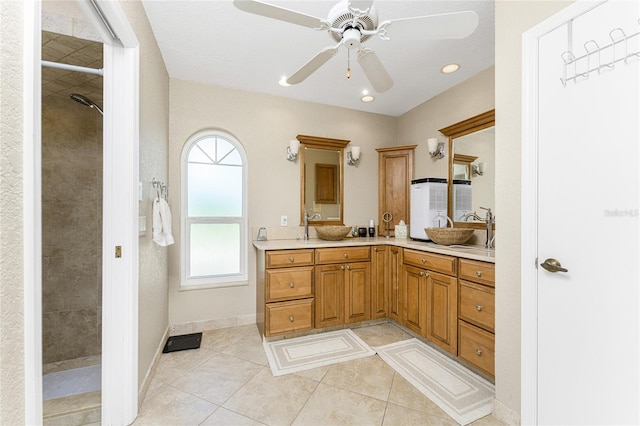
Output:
(348, 0), (373, 15)
(382, 11), (479, 40)
(233, 0), (328, 29)
(357, 49), (393, 93)
(286, 47), (339, 85)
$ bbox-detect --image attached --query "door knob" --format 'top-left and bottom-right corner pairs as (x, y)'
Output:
(541, 258), (568, 273)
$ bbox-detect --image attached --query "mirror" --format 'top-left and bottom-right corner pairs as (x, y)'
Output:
(298, 134), (350, 226)
(439, 110), (495, 229)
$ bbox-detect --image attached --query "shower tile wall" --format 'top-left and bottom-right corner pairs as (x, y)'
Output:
(42, 32), (103, 364)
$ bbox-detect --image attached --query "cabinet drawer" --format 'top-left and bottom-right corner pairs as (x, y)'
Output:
(459, 280), (495, 332)
(458, 320), (495, 377)
(459, 259), (495, 287)
(403, 249), (457, 275)
(266, 299), (313, 336)
(315, 246), (370, 264)
(266, 267), (313, 302)
(266, 249), (314, 268)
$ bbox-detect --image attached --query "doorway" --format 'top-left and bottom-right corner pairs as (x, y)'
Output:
(26, 1), (140, 424)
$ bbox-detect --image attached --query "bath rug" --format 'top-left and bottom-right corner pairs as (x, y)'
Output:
(375, 339), (494, 425)
(263, 329), (376, 376)
(43, 364), (101, 401)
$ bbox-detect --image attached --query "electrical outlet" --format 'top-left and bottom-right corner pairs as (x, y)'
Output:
(280, 216), (288, 226)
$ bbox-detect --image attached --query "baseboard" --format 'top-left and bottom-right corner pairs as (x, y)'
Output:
(138, 326), (170, 409)
(493, 398), (521, 425)
(169, 313), (256, 336)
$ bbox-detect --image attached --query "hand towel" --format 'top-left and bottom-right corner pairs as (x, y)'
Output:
(152, 197), (174, 246)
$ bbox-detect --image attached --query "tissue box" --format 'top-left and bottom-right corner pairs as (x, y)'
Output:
(394, 224), (408, 238)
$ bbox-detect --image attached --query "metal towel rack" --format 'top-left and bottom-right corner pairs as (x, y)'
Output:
(561, 18), (640, 86)
(152, 177), (168, 201)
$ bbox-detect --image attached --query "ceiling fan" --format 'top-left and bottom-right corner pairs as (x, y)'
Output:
(233, 0), (479, 93)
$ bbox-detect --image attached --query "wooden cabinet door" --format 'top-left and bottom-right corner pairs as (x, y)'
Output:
(402, 264), (426, 335)
(371, 246), (388, 319)
(376, 145), (416, 236)
(344, 262), (371, 324)
(426, 272), (458, 354)
(314, 264), (343, 328)
(388, 246), (402, 322)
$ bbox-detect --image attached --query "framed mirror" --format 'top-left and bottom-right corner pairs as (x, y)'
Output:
(439, 110), (495, 229)
(298, 134), (350, 226)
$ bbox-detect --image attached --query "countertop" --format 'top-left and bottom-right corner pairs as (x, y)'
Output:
(253, 236), (495, 263)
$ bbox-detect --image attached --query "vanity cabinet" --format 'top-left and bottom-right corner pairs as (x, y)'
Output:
(261, 249), (315, 337)
(403, 249), (458, 354)
(388, 246), (403, 323)
(371, 246), (389, 319)
(457, 258), (495, 378)
(314, 247), (371, 328)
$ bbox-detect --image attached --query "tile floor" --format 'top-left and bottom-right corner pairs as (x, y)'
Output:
(133, 322), (506, 426)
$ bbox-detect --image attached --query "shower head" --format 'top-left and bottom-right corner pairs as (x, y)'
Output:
(69, 93), (103, 116)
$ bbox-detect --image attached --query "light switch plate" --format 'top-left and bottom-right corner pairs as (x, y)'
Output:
(280, 216), (288, 226)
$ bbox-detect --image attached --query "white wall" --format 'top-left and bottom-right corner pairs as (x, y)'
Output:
(397, 66), (495, 181)
(494, 0), (573, 420)
(0, 2), (27, 423)
(167, 79), (397, 325)
(118, 1), (171, 390)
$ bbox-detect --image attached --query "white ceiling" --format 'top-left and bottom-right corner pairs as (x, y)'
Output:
(141, 0), (495, 117)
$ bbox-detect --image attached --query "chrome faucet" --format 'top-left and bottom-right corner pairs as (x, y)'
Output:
(463, 207), (495, 249)
(303, 211), (321, 240)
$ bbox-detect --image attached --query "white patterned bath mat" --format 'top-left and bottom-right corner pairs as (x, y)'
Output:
(375, 339), (494, 425)
(263, 329), (376, 376)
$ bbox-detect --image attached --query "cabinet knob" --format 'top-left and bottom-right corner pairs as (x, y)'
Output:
(476, 270), (483, 277)
(476, 305), (483, 311)
(289, 256), (295, 262)
(340, 265), (345, 270)
(419, 271), (424, 276)
(346, 265), (351, 270)
(373, 247), (378, 252)
(475, 349), (483, 356)
(343, 253), (348, 258)
(289, 316), (294, 322)
(421, 258), (426, 264)
(289, 282), (295, 288)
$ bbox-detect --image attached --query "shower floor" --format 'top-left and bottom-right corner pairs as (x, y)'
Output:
(43, 356), (101, 426)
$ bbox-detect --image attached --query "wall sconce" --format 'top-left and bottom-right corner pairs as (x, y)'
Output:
(346, 146), (360, 166)
(427, 137), (445, 159)
(287, 139), (300, 161)
(472, 162), (487, 176)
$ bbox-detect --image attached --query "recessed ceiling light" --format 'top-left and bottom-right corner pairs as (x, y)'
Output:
(361, 95), (375, 102)
(441, 63), (460, 74)
(278, 77), (290, 87)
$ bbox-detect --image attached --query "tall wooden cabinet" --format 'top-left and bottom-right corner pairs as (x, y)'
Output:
(376, 145), (416, 236)
(388, 246), (403, 322)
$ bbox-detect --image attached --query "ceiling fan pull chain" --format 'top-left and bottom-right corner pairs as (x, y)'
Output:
(347, 49), (351, 79)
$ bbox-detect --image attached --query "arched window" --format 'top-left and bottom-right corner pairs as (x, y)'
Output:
(181, 130), (248, 288)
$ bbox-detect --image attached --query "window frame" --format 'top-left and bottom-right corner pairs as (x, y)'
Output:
(180, 129), (249, 289)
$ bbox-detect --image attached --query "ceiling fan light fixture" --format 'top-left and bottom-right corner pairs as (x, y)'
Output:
(441, 63), (460, 74)
(361, 94), (375, 102)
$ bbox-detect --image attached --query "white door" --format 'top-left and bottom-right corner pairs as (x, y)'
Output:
(523, 1), (639, 424)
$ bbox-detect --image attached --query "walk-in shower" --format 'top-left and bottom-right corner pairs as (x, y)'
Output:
(41, 30), (104, 425)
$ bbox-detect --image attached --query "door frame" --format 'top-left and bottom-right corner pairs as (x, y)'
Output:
(24, 1), (140, 424)
(520, 1), (606, 424)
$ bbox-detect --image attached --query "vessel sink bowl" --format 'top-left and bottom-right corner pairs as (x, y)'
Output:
(425, 227), (474, 246)
(315, 226), (351, 241)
